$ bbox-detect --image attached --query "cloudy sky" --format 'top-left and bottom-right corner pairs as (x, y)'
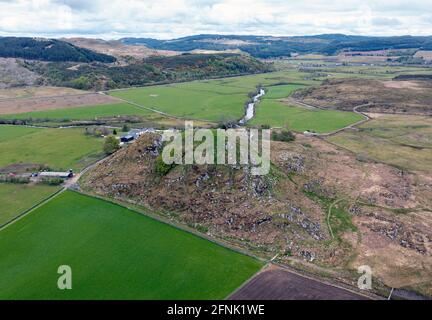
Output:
(0, 0), (431, 39)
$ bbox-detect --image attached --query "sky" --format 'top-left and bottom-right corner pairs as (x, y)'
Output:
(0, 0), (431, 39)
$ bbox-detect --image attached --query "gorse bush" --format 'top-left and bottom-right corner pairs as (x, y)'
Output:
(271, 130), (296, 142)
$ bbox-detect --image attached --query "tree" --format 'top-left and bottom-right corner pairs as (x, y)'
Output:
(103, 135), (120, 155)
(122, 124), (130, 132)
(113, 129), (117, 135)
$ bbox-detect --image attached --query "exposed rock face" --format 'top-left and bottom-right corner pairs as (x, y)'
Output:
(83, 133), (328, 260)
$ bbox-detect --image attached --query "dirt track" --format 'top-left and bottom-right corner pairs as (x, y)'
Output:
(229, 266), (370, 300)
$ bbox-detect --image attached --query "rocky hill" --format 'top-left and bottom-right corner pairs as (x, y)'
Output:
(81, 132), (432, 296)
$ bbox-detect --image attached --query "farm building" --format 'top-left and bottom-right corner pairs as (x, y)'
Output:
(120, 135), (134, 143)
(39, 170), (73, 179)
(120, 128), (154, 143)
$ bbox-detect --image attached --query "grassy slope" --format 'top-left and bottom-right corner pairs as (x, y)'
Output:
(0, 126), (103, 171)
(0, 191), (263, 299)
(0, 184), (59, 226)
(1, 103), (154, 121)
(251, 100), (363, 133)
(327, 115), (432, 171)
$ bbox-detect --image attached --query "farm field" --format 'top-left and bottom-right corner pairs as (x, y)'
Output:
(109, 71), (318, 122)
(1, 102), (154, 121)
(250, 99), (364, 133)
(263, 84), (307, 99)
(0, 191), (263, 299)
(230, 266), (367, 300)
(0, 184), (59, 226)
(0, 126), (103, 171)
(0, 93), (119, 115)
(0, 86), (86, 100)
(327, 114), (432, 172)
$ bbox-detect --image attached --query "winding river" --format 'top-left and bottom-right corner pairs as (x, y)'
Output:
(239, 88), (266, 125)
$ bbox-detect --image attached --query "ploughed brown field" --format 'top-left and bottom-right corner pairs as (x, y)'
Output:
(229, 265), (369, 300)
(0, 92), (120, 115)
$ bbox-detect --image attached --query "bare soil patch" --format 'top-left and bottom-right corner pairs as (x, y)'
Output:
(414, 50), (432, 61)
(229, 266), (368, 300)
(0, 93), (120, 115)
(0, 86), (86, 100)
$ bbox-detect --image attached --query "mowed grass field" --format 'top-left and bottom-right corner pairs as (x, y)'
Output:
(0, 184), (59, 226)
(0, 191), (263, 299)
(0, 126), (103, 171)
(250, 99), (364, 133)
(327, 115), (432, 172)
(1, 103), (154, 121)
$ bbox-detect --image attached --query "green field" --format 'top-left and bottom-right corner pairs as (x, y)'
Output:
(263, 84), (306, 99)
(250, 100), (364, 133)
(1, 71), (317, 124)
(1, 103), (154, 121)
(0, 191), (263, 299)
(0, 126), (103, 171)
(109, 72), (316, 122)
(0, 184), (59, 226)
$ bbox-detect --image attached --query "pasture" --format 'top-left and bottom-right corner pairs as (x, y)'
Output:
(263, 84), (306, 99)
(250, 100), (364, 133)
(0, 191), (263, 299)
(109, 72), (316, 122)
(327, 115), (432, 172)
(0, 184), (59, 226)
(0, 126), (103, 171)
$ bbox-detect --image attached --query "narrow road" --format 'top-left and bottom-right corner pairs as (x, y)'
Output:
(64, 153), (112, 190)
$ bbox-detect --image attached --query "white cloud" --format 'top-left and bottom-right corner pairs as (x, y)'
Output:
(0, 0), (431, 39)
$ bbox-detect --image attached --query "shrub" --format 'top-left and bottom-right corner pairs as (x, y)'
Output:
(155, 155), (175, 175)
(122, 124), (130, 132)
(103, 135), (120, 155)
(0, 175), (30, 184)
(272, 130), (296, 142)
(39, 178), (64, 186)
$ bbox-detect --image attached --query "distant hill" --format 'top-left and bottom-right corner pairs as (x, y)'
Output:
(24, 53), (272, 90)
(121, 34), (432, 58)
(0, 37), (117, 63)
(64, 38), (179, 60)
